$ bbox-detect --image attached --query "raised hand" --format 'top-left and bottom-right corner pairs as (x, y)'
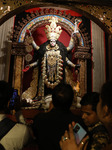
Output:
(22, 65), (30, 72)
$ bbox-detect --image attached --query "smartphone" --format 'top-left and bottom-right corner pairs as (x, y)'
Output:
(73, 123), (87, 145)
(9, 89), (18, 110)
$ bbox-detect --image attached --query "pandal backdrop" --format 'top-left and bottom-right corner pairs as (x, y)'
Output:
(11, 8), (91, 109)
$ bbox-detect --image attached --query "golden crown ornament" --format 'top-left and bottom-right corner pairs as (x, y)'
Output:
(45, 17), (62, 40)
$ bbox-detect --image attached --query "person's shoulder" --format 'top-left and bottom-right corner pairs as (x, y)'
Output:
(15, 122), (29, 131)
(13, 123), (31, 139)
(92, 123), (110, 141)
(93, 122), (108, 133)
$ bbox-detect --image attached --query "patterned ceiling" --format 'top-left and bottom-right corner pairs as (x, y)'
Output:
(0, 0), (112, 33)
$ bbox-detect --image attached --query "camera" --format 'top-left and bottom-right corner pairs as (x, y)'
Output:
(73, 123), (87, 145)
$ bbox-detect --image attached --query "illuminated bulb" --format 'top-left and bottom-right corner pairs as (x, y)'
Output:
(100, 17), (104, 21)
(0, 7), (3, 10)
(7, 6), (10, 11)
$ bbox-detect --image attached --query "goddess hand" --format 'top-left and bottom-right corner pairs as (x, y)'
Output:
(22, 65), (30, 72)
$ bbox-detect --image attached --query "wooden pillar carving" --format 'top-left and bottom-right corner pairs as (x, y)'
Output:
(74, 46), (91, 96)
(13, 56), (23, 95)
(11, 42), (26, 96)
(79, 59), (87, 96)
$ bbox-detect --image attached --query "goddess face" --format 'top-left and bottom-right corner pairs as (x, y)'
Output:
(50, 39), (56, 47)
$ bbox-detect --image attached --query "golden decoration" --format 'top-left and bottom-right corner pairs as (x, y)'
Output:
(25, 36), (33, 45)
(22, 67), (38, 100)
(25, 53), (33, 62)
(13, 56), (23, 95)
(45, 17), (62, 40)
(75, 4), (112, 33)
(26, 45), (33, 52)
(0, 1), (111, 33)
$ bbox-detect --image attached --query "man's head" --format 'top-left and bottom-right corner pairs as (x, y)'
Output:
(97, 80), (112, 126)
(80, 92), (100, 127)
(52, 82), (74, 110)
(0, 80), (13, 112)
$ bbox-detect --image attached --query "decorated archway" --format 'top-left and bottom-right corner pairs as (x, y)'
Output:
(11, 8), (91, 103)
(0, 2), (110, 104)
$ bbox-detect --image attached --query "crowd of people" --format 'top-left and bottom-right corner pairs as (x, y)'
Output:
(60, 81), (112, 150)
(32, 82), (86, 150)
(0, 80), (112, 150)
(80, 92), (109, 149)
(0, 81), (31, 150)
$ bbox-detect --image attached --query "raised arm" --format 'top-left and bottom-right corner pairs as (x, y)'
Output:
(22, 60), (39, 72)
(67, 36), (75, 52)
(66, 57), (81, 69)
(67, 18), (82, 52)
(26, 30), (40, 50)
(66, 57), (75, 68)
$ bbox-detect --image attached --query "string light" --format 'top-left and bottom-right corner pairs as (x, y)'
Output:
(0, 7), (3, 10)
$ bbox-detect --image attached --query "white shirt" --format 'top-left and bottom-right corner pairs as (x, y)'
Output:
(0, 114), (31, 150)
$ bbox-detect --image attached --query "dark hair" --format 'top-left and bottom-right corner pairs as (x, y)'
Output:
(52, 82), (74, 110)
(80, 92), (99, 112)
(100, 80), (112, 112)
(0, 80), (13, 111)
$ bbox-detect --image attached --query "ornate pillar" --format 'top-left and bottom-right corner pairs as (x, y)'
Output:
(11, 42), (26, 96)
(74, 46), (91, 96)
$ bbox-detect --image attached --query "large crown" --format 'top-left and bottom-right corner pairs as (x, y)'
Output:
(45, 17), (62, 40)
